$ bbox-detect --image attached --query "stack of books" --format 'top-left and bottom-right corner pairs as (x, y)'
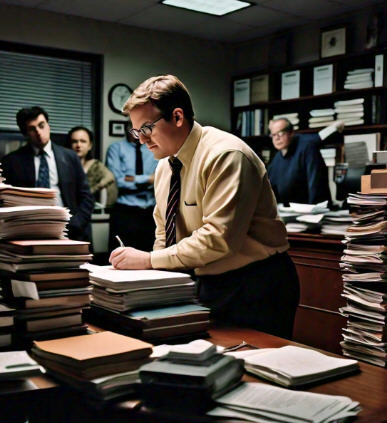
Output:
(30, 331), (153, 402)
(334, 98), (364, 126)
(272, 113), (299, 130)
(0, 182), (93, 347)
(344, 68), (374, 90)
(339, 192), (387, 367)
(0, 303), (14, 349)
(139, 339), (244, 412)
(83, 264), (211, 342)
(0, 240), (93, 346)
(308, 108), (335, 128)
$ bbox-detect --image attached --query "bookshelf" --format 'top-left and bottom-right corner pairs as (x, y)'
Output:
(231, 48), (387, 165)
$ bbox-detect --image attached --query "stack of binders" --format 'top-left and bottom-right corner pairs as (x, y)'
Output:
(139, 339), (244, 412)
(0, 183), (93, 347)
(339, 189), (387, 367)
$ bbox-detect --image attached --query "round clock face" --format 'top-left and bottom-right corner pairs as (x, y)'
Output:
(108, 83), (133, 114)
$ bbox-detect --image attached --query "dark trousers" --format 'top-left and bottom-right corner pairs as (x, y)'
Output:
(108, 203), (155, 252)
(197, 252), (300, 339)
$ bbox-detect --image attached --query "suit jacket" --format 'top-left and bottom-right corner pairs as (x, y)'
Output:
(1, 142), (94, 241)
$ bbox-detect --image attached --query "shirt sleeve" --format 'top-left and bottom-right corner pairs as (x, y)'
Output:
(151, 151), (261, 270)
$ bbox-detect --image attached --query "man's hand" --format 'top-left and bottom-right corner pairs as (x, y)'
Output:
(109, 247), (152, 270)
(125, 175), (135, 182)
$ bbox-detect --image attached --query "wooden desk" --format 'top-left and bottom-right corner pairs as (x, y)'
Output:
(288, 233), (347, 354)
(46, 327), (387, 423)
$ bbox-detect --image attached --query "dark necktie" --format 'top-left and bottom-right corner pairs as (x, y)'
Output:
(165, 157), (182, 248)
(36, 150), (50, 188)
(135, 142), (143, 175)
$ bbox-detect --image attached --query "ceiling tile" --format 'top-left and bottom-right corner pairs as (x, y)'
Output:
(35, 0), (157, 23)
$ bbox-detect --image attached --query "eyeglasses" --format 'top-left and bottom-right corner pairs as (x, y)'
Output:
(129, 116), (163, 139)
(270, 130), (289, 139)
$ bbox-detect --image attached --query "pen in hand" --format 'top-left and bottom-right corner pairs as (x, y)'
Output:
(115, 235), (125, 248)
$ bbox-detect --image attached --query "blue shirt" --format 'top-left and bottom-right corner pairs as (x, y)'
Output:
(106, 140), (158, 209)
(267, 133), (331, 205)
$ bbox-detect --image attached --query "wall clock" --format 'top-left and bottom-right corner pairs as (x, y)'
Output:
(108, 83), (133, 114)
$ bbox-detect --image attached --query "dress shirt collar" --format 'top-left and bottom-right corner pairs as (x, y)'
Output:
(32, 140), (54, 159)
(172, 121), (202, 169)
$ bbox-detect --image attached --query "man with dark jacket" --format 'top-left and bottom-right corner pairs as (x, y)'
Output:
(2, 106), (94, 241)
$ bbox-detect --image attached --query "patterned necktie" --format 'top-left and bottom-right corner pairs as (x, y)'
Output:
(135, 142), (143, 175)
(36, 150), (50, 188)
(165, 157), (182, 247)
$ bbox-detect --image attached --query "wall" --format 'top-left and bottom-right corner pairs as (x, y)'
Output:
(0, 4), (232, 158)
(231, 3), (387, 75)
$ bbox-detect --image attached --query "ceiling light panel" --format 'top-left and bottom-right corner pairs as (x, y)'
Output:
(161, 0), (252, 16)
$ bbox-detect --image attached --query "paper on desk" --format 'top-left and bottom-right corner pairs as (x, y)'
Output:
(296, 214), (325, 224)
(215, 382), (359, 423)
(289, 201), (328, 214)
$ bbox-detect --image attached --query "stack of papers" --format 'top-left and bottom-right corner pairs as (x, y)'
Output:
(0, 184), (57, 207)
(0, 206), (70, 239)
(83, 264), (196, 312)
(208, 382), (361, 423)
(0, 350), (42, 379)
(229, 345), (359, 387)
(340, 192), (387, 367)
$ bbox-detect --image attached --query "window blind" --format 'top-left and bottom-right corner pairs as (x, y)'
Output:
(0, 50), (94, 134)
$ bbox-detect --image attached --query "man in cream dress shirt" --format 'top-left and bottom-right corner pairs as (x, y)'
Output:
(109, 75), (299, 339)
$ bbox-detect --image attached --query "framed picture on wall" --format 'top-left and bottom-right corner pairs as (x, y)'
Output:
(109, 120), (126, 137)
(320, 26), (346, 58)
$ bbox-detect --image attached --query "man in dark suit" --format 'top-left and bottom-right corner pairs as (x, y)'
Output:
(2, 106), (94, 241)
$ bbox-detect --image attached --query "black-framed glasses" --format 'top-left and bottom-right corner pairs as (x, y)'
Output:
(129, 116), (163, 139)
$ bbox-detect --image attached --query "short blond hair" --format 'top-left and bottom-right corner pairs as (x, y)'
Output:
(123, 74), (194, 126)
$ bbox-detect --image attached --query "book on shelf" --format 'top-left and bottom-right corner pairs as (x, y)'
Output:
(233, 345), (359, 387)
(3, 293), (91, 309)
(374, 54), (384, 87)
(250, 74), (269, 103)
(0, 261), (88, 272)
(233, 78), (250, 107)
(313, 64), (334, 96)
(281, 70), (300, 100)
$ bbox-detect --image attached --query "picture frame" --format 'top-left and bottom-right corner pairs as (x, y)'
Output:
(109, 120), (126, 137)
(320, 26), (346, 59)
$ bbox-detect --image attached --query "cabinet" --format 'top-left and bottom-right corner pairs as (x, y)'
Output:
(231, 48), (387, 165)
(288, 233), (346, 354)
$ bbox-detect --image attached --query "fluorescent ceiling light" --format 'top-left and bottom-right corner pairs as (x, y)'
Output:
(161, 0), (252, 16)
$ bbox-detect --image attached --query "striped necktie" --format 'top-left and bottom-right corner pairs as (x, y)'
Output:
(165, 157), (182, 248)
(36, 150), (50, 188)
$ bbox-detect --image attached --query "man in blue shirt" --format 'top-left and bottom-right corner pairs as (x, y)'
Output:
(106, 127), (158, 251)
(267, 118), (342, 206)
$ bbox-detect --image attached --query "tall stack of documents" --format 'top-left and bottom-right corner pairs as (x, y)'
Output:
(334, 98), (365, 126)
(83, 264), (210, 342)
(339, 192), (387, 367)
(0, 182), (92, 347)
(0, 303), (14, 349)
(31, 331), (153, 402)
